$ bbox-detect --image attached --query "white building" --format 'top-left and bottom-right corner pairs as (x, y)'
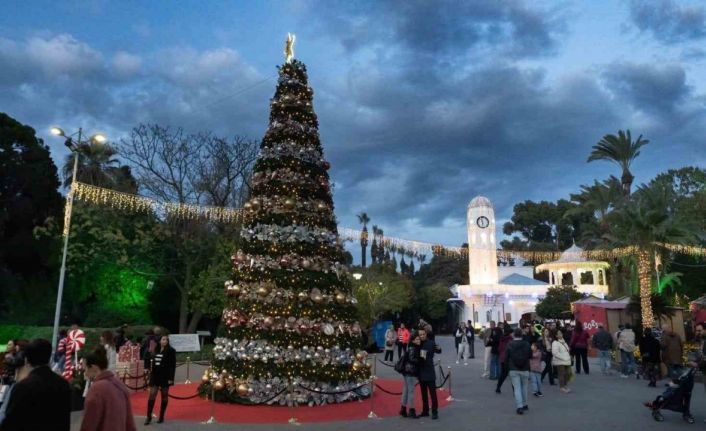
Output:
(452, 196), (610, 326)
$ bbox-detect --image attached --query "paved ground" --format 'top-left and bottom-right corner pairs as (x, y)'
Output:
(71, 336), (706, 430)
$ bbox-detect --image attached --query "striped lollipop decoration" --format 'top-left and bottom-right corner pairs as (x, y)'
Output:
(62, 329), (86, 380)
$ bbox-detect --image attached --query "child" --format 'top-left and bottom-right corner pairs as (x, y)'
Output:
(530, 341), (543, 397)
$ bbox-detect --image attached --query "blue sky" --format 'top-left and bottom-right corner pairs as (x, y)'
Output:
(2, 0), (706, 250)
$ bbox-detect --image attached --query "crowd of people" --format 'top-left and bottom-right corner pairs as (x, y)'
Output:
(0, 325), (177, 430)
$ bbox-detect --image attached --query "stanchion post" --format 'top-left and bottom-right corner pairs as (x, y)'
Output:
(367, 354), (379, 419)
(201, 385), (217, 424)
(288, 378), (300, 425)
(184, 356), (191, 384)
(445, 366), (454, 402)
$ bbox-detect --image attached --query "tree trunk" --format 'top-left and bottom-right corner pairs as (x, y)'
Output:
(186, 311), (203, 334)
(178, 264), (193, 334)
(621, 169), (634, 197)
(638, 249), (654, 329)
(361, 245), (367, 268)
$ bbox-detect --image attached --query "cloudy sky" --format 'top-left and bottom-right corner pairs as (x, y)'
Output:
(2, 0), (706, 250)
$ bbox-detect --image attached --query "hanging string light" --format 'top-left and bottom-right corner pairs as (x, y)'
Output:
(70, 182), (705, 263)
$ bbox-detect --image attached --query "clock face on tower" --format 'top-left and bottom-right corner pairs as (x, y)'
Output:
(476, 216), (490, 229)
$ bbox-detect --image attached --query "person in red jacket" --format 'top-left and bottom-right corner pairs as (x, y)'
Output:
(570, 321), (590, 375)
(396, 324), (410, 360)
(81, 346), (136, 431)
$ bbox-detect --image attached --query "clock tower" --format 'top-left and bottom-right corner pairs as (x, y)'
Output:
(467, 196), (498, 286)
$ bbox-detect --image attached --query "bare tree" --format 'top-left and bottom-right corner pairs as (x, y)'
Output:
(119, 124), (257, 333)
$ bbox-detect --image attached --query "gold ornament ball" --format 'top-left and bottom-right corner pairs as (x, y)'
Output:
(284, 199), (295, 209)
(355, 351), (366, 361)
(301, 259), (312, 269)
(335, 292), (346, 304)
(244, 202), (253, 211)
(250, 199), (261, 210)
(352, 361), (362, 371)
(312, 293), (323, 303)
(297, 291), (308, 301)
(237, 383), (250, 396)
(201, 373), (210, 383)
(214, 380), (225, 391)
(256, 286), (269, 296)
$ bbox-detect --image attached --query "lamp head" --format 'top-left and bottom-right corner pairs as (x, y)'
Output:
(91, 133), (107, 144)
(352, 273), (363, 281)
(50, 127), (65, 137)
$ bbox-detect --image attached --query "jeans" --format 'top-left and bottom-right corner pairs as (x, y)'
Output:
(598, 350), (611, 374)
(574, 347), (589, 374)
(620, 350), (636, 375)
(457, 343), (470, 362)
(401, 375), (416, 408)
(483, 346), (492, 376)
(509, 370), (529, 409)
(490, 354), (500, 379)
(530, 371), (542, 394)
(496, 362), (509, 391)
(541, 353), (555, 384)
(419, 380), (438, 414)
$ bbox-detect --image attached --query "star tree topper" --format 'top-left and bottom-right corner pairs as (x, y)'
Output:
(285, 33), (296, 64)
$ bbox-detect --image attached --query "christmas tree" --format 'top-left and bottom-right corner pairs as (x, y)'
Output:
(205, 40), (370, 405)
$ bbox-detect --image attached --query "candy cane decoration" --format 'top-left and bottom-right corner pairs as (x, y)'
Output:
(62, 329), (85, 380)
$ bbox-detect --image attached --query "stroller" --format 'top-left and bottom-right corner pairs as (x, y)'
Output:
(645, 367), (695, 424)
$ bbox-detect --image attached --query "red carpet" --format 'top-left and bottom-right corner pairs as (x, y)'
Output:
(130, 379), (450, 424)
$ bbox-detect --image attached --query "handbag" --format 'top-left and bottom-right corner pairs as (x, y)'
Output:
(394, 355), (406, 374)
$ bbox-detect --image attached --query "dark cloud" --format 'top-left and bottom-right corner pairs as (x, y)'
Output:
(629, 0), (706, 43)
(601, 62), (690, 116)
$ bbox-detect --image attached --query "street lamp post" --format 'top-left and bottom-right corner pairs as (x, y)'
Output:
(49, 127), (106, 353)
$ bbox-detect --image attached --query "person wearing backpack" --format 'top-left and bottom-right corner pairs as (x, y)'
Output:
(398, 331), (421, 418)
(506, 328), (531, 415)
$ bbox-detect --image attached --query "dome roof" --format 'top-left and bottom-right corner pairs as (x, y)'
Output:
(556, 244), (586, 262)
(468, 196), (493, 209)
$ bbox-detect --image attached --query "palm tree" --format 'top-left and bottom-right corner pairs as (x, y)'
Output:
(62, 141), (137, 192)
(604, 182), (698, 327)
(567, 176), (622, 246)
(587, 130), (649, 197)
(371, 225), (380, 264)
(357, 212), (370, 268)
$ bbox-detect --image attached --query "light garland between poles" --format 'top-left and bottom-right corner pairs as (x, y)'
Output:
(73, 182), (245, 223)
(69, 182), (706, 263)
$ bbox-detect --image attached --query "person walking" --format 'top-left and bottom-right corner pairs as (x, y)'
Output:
(417, 328), (438, 420)
(454, 324), (462, 355)
(101, 330), (117, 372)
(660, 324), (683, 379)
(466, 320), (476, 358)
(552, 330), (572, 393)
(399, 331), (421, 419)
(396, 324), (410, 360)
(495, 326), (514, 394)
(456, 323), (471, 365)
(0, 339), (71, 431)
(570, 322), (590, 375)
(618, 324), (636, 378)
(384, 324), (396, 362)
(530, 341), (544, 397)
(80, 347), (137, 431)
(591, 324), (614, 375)
(506, 328), (532, 415)
(144, 335), (176, 425)
(540, 328), (555, 385)
(640, 328), (661, 387)
(489, 321), (503, 380)
(482, 322), (494, 378)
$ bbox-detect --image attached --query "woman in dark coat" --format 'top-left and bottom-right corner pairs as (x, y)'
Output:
(145, 335), (176, 425)
(640, 328), (661, 387)
(400, 331), (421, 418)
(495, 326), (514, 394)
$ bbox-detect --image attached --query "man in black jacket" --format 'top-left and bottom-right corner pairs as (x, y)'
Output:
(506, 328), (531, 415)
(0, 339), (71, 431)
(417, 328), (438, 420)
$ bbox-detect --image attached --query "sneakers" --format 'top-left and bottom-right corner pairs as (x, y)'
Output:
(560, 387), (571, 393)
(516, 408), (524, 415)
(533, 392), (543, 397)
(522, 405), (529, 411)
(455, 360), (460, 364)
(495, 388), (501, 394)
(464, 362), (468, 366)
(432, 412), (439, 420)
